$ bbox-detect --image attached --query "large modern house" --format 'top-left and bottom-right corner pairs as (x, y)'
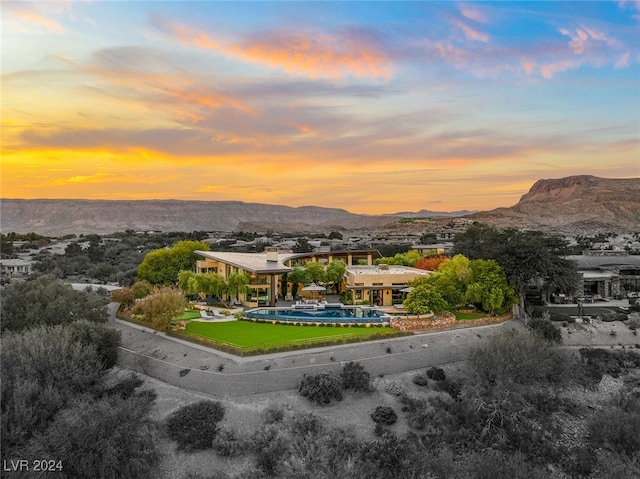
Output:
(567, 254), (640, 300)
(194, 247), (431, 307)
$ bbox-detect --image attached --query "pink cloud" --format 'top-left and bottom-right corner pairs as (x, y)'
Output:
(451, 18), (490, 43)
(2, 2), (65, 34)
(153, 17), (392, 80)
(459, 3), (488, 23)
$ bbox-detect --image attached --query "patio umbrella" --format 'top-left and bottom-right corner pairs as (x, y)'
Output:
(302, 284), (326, 292)
(302, 284), (326, 298)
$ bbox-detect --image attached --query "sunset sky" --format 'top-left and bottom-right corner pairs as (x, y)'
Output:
(2, 1), (638, 214)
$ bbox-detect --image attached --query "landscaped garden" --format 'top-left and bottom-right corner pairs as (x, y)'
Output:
(170, 320), (407, 356)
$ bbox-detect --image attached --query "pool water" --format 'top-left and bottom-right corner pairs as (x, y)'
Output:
(246, 305), (389, 324)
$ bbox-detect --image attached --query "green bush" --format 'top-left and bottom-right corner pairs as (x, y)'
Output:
(426, 367), (446, 381)
(341, 361), (372, 392)
(165, 400), (225, 451)
(68, 320), (121, 369)
(371, 406), (398, 425)
(212, 427), (245, 457)
(22, 395), (159, 479)
(549, 313), (572, 322)
(298, 372), (343, 405)
(528, 317), (563, 344)
(412, 374), (429, 386)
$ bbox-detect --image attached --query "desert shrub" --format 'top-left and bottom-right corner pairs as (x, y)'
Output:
(527, 317), (563, 344)
(549, 313), (571, 322)
(460, 449), (548, 479)
(22, 394), (159, 479)
(628, 317), (640, 331)
(98, 373), (147, 400)
(261, 403), (285, 424)
(601, 313), (616, 322)
(615, 312), (629, 321)
(630, 303), (640, 313)
(250, 424), (289, 476)
(399, 394), (431, 431)
(412, 374), (429, 386)
(358, 432), (422, 479)
(436, 379), (462, 399)
(579, 348), (640, 378)
(426, 367), (446, 381)
(67, 320), (121, 368)
(468, 329), (578, 386)
(1, 325), (106, 456)
(166, 400), (225, 451)
(212, 427), (245, 457)
(289, 412), (324, 437)
(384, 382), (405, 397)
(340, 361), (372, 392)
(371, 406), (398, 426)
(298, 372), (343, 405)
(588, 403), (640, 456)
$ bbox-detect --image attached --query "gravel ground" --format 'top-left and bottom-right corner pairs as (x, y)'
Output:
(112, 314), (640, 479)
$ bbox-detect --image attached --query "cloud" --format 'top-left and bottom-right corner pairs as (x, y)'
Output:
(2, 2), (66, 34)
(459, 3), (489, 23)
(151, 15), (392, 80)
(451, 18), (490, 43)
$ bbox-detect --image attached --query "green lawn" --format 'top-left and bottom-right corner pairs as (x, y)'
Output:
(176, 310), (202, 321)
(183, 320), (397, 349)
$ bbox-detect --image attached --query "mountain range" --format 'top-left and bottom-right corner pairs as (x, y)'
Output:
(1, 176), (638, 236)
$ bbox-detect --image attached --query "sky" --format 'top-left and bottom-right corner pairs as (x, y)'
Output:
(2, 1), (639, 215)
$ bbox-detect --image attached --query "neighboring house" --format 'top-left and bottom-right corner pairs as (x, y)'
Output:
(344, 264), (432, 306)
(194, 248), (430, 307)
(0, 259), (32, 277)
(566, 254), (640, 300)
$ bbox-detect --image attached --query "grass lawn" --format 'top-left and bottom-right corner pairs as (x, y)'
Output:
(175, 310), (202, 321)
(183, 320), (398, 350)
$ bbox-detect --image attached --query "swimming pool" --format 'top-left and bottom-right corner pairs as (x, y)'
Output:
(245, 304), (390, 325)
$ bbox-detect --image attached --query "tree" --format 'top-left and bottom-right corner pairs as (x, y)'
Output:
(377, 249), (423, 267)
(325, 260), (347, 293)
(0, 275), (108, 332)
(292, 238), (313, 253)
(1, 324), (107, 455)
(226, 271), (250, 306)
(287, 266), (309, 298)
(305, 261), (327, 285)
(131, 287), (187, 331)
(453, 225), (580, 310)
(22, 394), (159, 479)
(467, 259), (517, 315)
(137, 240), (210, 285)
(298, 372), (343, 405)
(414, 254), (448, 271)
(166, 400), (226, 451)
(425, 254), (472, 308)
(403, 284), (448, 315)
(328, 231), (343, 240)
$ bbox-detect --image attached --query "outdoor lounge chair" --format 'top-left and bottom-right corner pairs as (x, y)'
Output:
(200, 310), (218, 320)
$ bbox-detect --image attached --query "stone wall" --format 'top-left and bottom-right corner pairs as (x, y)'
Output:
(390, 312), (512, 332)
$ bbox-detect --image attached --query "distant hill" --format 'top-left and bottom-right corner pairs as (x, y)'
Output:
(0, 199), (366, 236)
(2, 176), (638, 235)
(471, 176), (640, 234)
(386, 209), (477, 218)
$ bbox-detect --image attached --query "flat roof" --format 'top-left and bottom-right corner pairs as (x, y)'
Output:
(195, 251), (293, 274)
(195, 249), (382, 275)
(347, 265), (431, 275)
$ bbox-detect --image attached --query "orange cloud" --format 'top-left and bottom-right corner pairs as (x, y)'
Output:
(155, 17), (392, 80)
(2, 3), (65, 34)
